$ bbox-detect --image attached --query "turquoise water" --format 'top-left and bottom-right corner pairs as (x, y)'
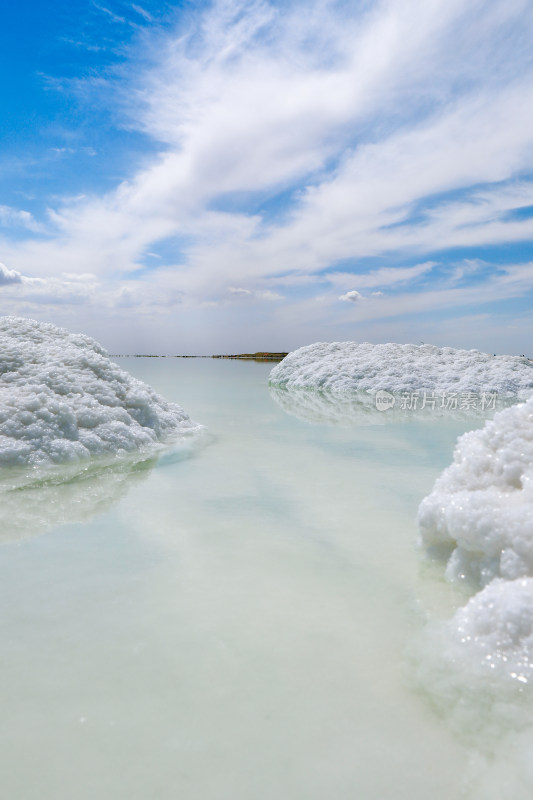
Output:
(0, 358), (503, 799)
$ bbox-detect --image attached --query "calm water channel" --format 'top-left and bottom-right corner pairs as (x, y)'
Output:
(0, 358), (525, 799)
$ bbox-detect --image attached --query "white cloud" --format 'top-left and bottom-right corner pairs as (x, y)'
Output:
(0, 0), (532, 351)
(0, 263), (100, 306)
(0, 206), (44, 233)
(3, 0), (530, 281)
(228, 287), (283, 301)
(339, 290), (363, 302)
(0, 262), (23, 286)
(61, 272), (98, 282)
(131, 4), (153, 23)
(332, 262), (533, 324)
(255, 289), (282, 301)
(328, 263), (435, 290)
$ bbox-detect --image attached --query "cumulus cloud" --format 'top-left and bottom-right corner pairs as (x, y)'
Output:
(339, 290), (363, 303)
(0, 262), (23, 286)
(0, 264), (101, 307)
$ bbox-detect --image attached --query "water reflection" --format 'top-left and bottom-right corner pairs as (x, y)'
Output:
(0, 453), (158, 543)
(269, 384), (514, 426)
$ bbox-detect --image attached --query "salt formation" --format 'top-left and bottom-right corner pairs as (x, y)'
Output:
(418, 397), (533, 586)
(0, 317), (202, 466)
(269, 341), (533, 396)
(446, 578), (533, 684)
(418, 396), (533, 689)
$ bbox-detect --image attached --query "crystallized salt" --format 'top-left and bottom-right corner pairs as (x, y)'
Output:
(0, 317), (202, 466)
(417, 394), (533, 688)
(449, 578), (533, 684)
(269, 341), (533, 397)
(418, 397), (533, 586)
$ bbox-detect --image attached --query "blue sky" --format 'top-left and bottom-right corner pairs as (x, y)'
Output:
(1, 0), (533, 354)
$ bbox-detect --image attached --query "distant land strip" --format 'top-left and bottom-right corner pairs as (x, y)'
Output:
(111, 352), (288, 362)
(212, 352), (288, 361)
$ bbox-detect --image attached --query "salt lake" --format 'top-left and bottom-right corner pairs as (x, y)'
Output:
(0, 357), (530, 799)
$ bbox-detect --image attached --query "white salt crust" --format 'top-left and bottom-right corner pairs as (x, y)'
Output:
(269, 341), (533, 396)
(0, 316), (202, 466)
(449, 578), (533, 684)
(418, 397), (533, 687)
(272, 341), (533, 686)
(418, 397), (533, 586)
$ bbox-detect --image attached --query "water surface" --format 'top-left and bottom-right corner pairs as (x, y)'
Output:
(0, 358), (500, 799)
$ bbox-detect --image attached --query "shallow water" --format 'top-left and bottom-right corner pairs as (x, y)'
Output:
(0, 358), (523, 799)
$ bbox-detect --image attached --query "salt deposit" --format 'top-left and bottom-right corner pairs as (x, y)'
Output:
(413, 398), (533, 796)
(417, 393), (533, 717)
(449, 578), (533, 684)
(418, 397), (533, 586)
(269, 341), (533, 397)
(0, 317), (202, 466)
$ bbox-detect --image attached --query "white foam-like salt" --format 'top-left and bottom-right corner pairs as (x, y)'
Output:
(269, 341), (533, 397)
(418, 397), (533, 586)
(271, 340), (533, 694)
(0, 316), (202, 466)
(417, 393), (533, 700)
(450, 578), (533, 684)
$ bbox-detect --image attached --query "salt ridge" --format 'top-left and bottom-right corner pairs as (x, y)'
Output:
(269, 341), (533, 396)
(0, 317), (202, 466)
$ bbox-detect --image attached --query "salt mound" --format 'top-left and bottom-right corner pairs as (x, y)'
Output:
(269, 341), (533, 397)
(417, 396), (533, 693)
(418, 398), (533, 586)
(449, 578), (533, 684)
(410, 580), (533, 717)
(0, 317), (202, 466)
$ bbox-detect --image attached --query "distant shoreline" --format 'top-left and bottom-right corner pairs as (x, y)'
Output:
(111, 352), (288, 362)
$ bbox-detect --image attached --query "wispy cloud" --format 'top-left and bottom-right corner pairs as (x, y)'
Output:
(328, 263), (436, 291)
(0, 0), (532, 351)
(131, 4), (153, 23)
(92, 3), (127, 25)
(0, 206), (45, 234)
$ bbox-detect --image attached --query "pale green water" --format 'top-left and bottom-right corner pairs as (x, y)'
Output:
(0, 358), (514, 799)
